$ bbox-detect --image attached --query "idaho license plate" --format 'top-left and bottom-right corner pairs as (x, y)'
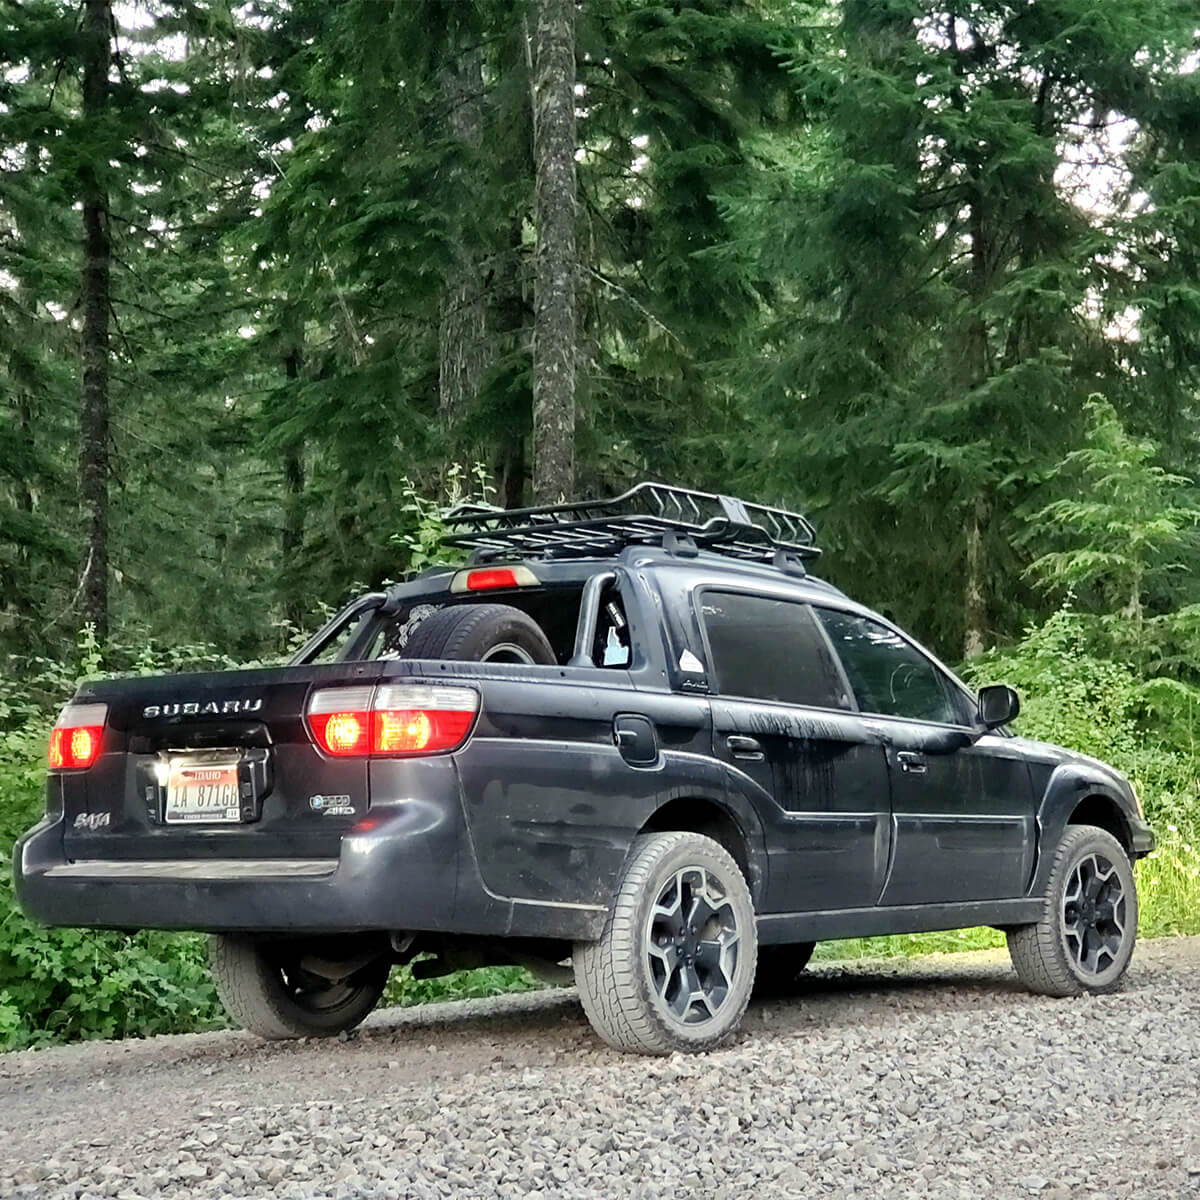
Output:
(165, 760), (242, 824)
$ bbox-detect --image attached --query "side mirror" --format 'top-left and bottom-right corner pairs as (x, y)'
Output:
(977, 684), (1020, 730)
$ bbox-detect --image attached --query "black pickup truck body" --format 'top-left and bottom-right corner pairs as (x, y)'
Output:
(14, 543), (1153, 951)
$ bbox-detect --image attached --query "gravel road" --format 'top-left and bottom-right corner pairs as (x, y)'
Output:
(2, 936), (1199, 1200)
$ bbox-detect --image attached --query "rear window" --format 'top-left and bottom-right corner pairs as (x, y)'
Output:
(698, 591), (851, 710)
(352, 582), (631, 667)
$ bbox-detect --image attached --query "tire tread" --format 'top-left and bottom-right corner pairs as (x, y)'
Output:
(1007, 824), (1137, 998)
(574, 832), (756, 1055)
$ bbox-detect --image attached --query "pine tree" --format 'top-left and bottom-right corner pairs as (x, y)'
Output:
(737, 0), (1199, 659)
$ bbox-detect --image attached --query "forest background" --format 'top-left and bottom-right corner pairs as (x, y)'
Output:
(2, 0), (1200, 1048)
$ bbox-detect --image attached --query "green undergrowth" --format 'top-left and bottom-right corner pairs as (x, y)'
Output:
(383, 964), (541, 1009)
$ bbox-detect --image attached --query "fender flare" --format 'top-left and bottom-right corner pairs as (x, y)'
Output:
(1031, 763), (1139, 895)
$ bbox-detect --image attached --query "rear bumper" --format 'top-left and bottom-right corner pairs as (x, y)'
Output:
(14, 804), (605, 942)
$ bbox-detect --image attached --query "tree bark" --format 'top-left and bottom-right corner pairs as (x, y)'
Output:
(531, 0), (576, 503)
(964, 495), (989, 660)
(962, 197), (990, 659)
(79, 0), (112, 639)
(281, 337), (305, 630)
(438, 49), (491, 437)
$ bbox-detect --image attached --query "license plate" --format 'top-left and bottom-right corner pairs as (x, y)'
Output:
(165, 760), (242, 824)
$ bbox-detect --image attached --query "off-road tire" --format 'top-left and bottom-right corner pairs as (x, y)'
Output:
(754, 941), (816, 996)
(399, 602), (555, 666)
(573, 832), (757, 1055)
(208, 935), (390, 1040)
(1007, 824), (1138, 997)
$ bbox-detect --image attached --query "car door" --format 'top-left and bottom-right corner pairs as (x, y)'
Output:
(697, 589), (892, 914)
(816, 608), (1036, 906)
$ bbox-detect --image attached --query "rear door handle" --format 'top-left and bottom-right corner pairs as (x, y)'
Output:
(896, 750), (927, 775)
(726, 735), (764, 761)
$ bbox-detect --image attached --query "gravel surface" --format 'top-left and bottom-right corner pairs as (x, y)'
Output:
(2, 935), (1200, 1199)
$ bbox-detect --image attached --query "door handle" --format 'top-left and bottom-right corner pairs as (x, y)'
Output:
(896, 750), (927, 775)
(726, 735), (764, 761)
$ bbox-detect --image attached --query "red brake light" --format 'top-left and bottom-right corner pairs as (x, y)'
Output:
(48, 703), (108, 770)
(466, 568), (519, 591)
(307, 686), (374, 757)
(450, 565), (538, 593)
(312, 711), (369, 755)
(307, 685), (478, 758)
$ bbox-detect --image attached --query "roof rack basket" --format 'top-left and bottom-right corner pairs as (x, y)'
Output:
(442, 481), (819, 567)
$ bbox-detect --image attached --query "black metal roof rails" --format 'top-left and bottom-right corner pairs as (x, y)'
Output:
(441, 481), (819, 568)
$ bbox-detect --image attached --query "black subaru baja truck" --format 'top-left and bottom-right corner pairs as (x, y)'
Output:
(15, 483), (1154, 1055)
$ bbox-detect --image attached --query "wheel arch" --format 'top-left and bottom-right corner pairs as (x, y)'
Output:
(1068, 792), (1133, 856)
(638, 796), (762, 905)
(1033, 763), (1141, 895)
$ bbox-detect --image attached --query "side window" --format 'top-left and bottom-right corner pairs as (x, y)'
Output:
(699, 592), (851, 710)
(817, 609), (962, 725)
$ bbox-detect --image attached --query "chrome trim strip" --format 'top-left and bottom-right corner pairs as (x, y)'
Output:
(44, 858), (337, 880)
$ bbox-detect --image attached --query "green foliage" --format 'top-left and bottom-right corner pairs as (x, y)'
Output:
(1023, 397), (1200, 620)
(391, 463), (496, 573)
(0, 641), (238, 1051)
(384, 964), (541, 1009)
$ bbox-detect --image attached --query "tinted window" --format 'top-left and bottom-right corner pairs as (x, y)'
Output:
(699, 592), (850, 709)
(817, 609), (961, 725)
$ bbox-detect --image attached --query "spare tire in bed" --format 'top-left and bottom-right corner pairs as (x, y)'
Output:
(398, 602), (556, 666)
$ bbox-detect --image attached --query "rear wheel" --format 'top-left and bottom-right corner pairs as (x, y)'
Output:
(399, 602), (555, 666)
(208, 935), (391, 1040)
(1007, 825), (1138, 997)
(574, 832), (757, 1055)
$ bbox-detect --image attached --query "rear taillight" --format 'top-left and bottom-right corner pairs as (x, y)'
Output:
(307, 685), (478, 757)
(372, 685), (478, 755)
(48, 703), (108, 770)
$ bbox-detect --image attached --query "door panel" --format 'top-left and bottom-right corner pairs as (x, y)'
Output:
(818, 608), (1037, 906)
(876, 728), (1036, 904)
(711, 700), (890, 913)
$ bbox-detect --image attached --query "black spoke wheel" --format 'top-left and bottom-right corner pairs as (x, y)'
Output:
(1008, 825), (1138, 997)
(574, 832), (757, 1054)
(209, 935), (391, 1040)
(646, 866), (742, 1024)
(1061, 852), (1129, 977)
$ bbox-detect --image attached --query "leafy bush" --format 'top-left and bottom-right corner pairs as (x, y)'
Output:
(0, 639), (233, 1050)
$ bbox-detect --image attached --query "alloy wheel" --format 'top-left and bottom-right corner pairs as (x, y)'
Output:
(1061, 851), (1129, 977)
(646, 866), (741, 1025)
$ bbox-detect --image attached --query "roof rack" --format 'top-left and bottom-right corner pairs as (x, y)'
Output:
(441, 481), (820, 569)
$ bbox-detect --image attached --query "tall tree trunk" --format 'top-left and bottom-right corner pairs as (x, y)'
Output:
(79, 0), (112, 638)
(439, 49), (491, 439)
(281, 336), (305, 630)
(531, 0), (576, 503)
(964, 494), (989, 660)
(492, 218), (530, 508)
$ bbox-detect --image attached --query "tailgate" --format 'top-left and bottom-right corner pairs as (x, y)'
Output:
(59, 662), (384, 862)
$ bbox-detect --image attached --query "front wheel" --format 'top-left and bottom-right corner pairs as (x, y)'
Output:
(573, 832), (757, 1055)
(1007, 825), (1138, 997)
(209, 935), (391, 1039)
